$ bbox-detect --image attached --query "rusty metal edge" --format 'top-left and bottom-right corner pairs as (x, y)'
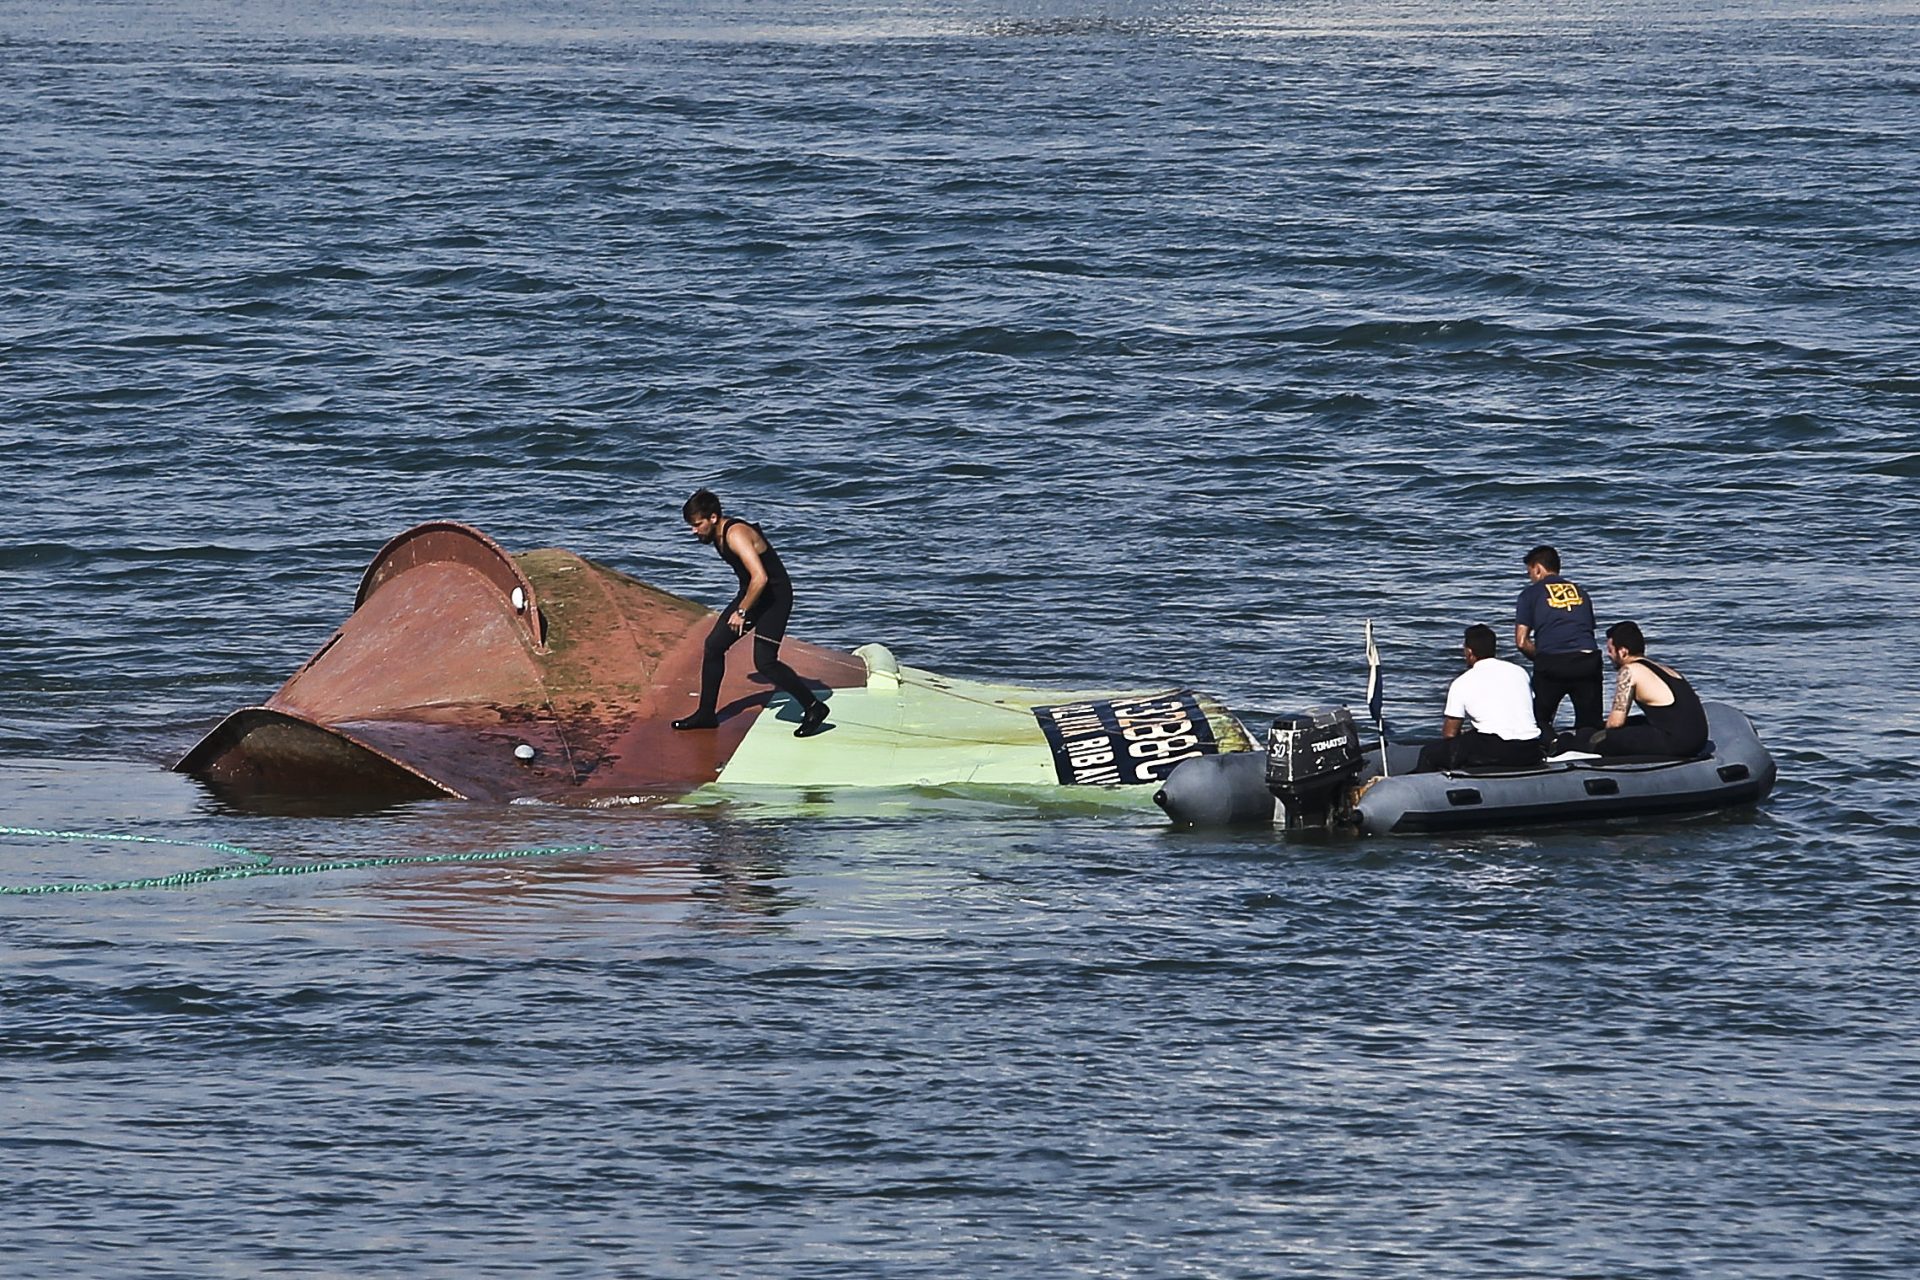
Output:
(352, 520), (547, 651)
(171, 705), (466, 799)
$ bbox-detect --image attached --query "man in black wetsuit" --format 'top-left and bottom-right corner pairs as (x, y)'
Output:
(1587, 620), (1710, 758)
(671, 489), (830, 738)
(1514, 544), (1602, 744)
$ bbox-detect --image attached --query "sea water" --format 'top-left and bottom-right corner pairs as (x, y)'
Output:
(3, 2), (1918, 1275)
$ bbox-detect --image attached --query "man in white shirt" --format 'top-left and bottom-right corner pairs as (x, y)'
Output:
(1415, 624), (1548, 773)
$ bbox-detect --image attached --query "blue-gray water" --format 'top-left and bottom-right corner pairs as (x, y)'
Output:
(5, 1), (1919, 1275)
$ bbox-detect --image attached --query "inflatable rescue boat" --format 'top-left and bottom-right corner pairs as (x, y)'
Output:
(176, 521), (1253, 807)
(1154, 702), (1775, 834)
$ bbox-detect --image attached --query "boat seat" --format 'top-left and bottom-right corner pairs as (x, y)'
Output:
(1443, 740), (1714, 779)
(1578, 739), (1716, 768)
(1444, 761), (1563, 779)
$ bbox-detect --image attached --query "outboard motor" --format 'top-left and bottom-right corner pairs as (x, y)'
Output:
(1265, 706), (1363, 829)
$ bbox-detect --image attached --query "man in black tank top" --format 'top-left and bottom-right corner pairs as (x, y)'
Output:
(671, 489), (829, 737)
(1587, 620), (1709, 758)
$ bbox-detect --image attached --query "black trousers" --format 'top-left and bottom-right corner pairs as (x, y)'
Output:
(694, 590), (819, 717)
(1532, 649), (1603, 735)
(1590, 716), (1707, 759)
(1415, 730), (1545, 774)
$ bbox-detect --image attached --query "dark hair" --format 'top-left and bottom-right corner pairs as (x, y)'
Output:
(1606, 620), (1646, 655)
(1463, 623), (1497, 659)
(683, 489), (721, 521)
(1524, 544), (1560, 573)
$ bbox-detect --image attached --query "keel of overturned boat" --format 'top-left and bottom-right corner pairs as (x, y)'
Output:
(176, 521), (1255, 808)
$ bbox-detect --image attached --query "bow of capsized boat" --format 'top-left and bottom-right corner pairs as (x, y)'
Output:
(175, 521), (1254, 807)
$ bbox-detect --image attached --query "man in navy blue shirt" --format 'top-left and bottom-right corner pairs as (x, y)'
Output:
(1514, 545), (1602, 743)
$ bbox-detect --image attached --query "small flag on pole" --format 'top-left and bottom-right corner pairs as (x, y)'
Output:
(1365, 619), (1389, 776)
(1365, 619), (1383, 726)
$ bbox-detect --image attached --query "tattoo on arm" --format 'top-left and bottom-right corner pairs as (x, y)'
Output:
(1612, 671), (1635, 719)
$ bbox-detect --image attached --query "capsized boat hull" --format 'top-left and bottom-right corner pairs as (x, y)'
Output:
(176, 522), (1254, 807)
(1155, 702), (1776, 834)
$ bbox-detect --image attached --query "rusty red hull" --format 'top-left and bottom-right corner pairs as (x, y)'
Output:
(176, 522), (866, 804)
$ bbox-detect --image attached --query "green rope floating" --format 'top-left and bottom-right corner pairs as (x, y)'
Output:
(0, 825), (604, 895)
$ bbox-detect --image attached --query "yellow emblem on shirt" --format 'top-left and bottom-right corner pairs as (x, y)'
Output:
(1545, 582), (1584, 609)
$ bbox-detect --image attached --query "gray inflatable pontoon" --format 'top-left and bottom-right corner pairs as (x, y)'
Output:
(1155, 701), (1776, 834)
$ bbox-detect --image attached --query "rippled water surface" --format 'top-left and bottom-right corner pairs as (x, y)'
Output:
(5, 1), (1919, 1275)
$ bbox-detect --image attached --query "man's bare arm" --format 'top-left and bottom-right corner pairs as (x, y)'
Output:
(1606, 669), (1635, 729)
